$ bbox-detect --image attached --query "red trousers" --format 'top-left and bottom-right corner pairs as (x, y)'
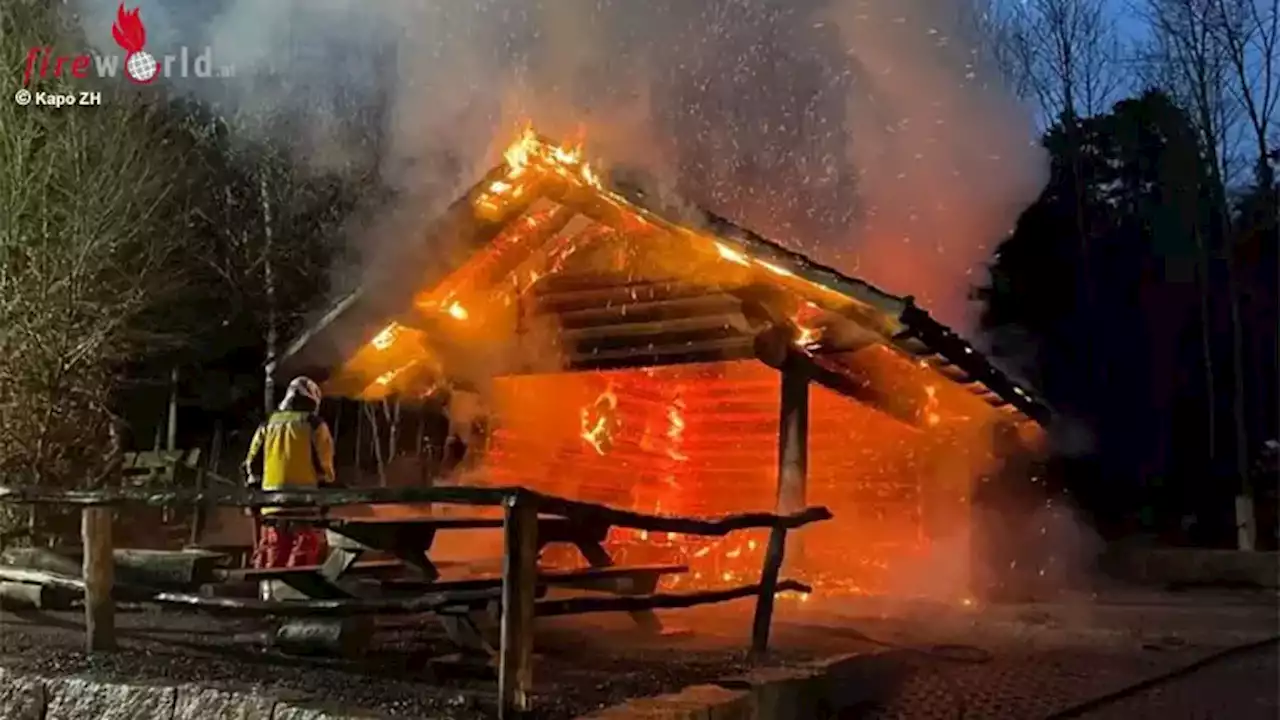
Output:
(252, 521), (326, 569)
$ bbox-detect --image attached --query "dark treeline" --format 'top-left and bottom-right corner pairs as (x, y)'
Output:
(979, 91), (1278, 549)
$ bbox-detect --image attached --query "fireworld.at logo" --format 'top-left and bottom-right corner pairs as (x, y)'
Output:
(22, 3), (235, 86)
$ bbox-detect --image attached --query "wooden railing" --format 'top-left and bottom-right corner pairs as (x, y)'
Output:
(0, 484), (831, 718)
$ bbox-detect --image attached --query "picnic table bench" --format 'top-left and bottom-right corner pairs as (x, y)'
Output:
(256, 511), (673, 648)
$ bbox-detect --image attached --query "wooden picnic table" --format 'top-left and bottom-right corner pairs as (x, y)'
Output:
(245, 509), (682, 654)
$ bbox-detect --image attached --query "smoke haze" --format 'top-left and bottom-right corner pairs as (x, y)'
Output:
(73, 0), (1047, 331)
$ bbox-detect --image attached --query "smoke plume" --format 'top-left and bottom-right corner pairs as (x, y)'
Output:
(74, 0), (1046, 331)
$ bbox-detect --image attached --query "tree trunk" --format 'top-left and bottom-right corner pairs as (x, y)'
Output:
(1191, 226), (1219, 525)
(259, 176), (278, 415)
(1226, 259), (1256, 550)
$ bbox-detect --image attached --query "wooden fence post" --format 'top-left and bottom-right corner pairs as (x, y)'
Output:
(81, 506), (115, 652)
(750, 525), (787, 657)
(498, 491), (537, 719)
(776, 359), (809, 570)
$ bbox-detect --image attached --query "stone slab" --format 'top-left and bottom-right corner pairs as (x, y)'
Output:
(175, 685), (276, 720)
(44, 678), (177, 720)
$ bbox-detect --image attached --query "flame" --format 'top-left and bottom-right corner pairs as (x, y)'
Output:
(757, 260), (795, 278)
(111, 3), (146, 53)
(480, 124), (605, 214)
(580, 387), (620, 455)
(371, 323), (400, 350)
(795, 325), (821, 349)
(446, 302), (468, 321)
(923, 384), (941, 426)
(714, 242), (752, 267)
(374, 360), (417, 388)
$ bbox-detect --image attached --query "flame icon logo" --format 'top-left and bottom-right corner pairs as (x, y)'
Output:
(111, 3), (157, 84)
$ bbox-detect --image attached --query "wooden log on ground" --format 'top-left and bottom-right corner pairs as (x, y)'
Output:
(498, 492), (538, 720)
(1, 547), (225, 589)
(82, 507), (115, 652)
(0, 566), (157, 603)
(274, 618), (372, 658)
(0, 581), (75, 611)
(0, 548), (81, 577)
(750, 526), (789, 656)
(533, 579), (811, 617)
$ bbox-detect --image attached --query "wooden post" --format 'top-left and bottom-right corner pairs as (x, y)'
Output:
(498, 492), (537, 719)
(750, 525), (788, 657)
(81, 507), (115, 652)
(776, 358), (809, 569)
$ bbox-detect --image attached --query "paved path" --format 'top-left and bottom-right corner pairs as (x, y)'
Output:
(1075, 642), (1279, 720)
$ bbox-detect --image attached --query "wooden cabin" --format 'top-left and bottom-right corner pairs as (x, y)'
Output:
(273, 130), (1051, 597)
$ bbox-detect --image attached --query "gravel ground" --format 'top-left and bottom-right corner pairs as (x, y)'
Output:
(0, 603), (828, 719)
(1, 589), (1275, 719)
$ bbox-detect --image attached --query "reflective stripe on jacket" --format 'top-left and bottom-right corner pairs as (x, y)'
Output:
(244, 410), (335, 515)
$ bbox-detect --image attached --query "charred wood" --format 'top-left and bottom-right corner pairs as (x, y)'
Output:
(532, 579), (812, 617)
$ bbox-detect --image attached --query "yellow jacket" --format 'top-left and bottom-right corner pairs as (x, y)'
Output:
(244, 410), (336, 515)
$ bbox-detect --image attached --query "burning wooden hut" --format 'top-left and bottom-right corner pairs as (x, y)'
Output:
(273, 128), (1050, 598)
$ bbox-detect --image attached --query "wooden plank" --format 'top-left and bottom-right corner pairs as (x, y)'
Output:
(530, 500), (833, 537)
(81, 507), (115, 652)
(750, 526), (788, 656)
(328, 517), (504, 530)
(0, 486), (834, 544)
(534, 578), (811, 617)
(564, 335), (755, 366)
(0, 484), (515, 508)
(224, 560), (405, 581)
(382, 564), (687, 593)
(558, 314), (749, 343)
(547, 295), (744, 328)
(498, 493), (538, 719)
(152, 588), (503, 616)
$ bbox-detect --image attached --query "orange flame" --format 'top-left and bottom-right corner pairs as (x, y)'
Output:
(580, 387), (620, 455)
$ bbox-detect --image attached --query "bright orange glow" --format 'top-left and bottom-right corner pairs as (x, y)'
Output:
(714, 242), (752, 267)
(371, 323), (401, 351)
(579, 387), (620, 455)
(446, 301), (469, 321)
(757, 260), (795, 278)
(472, 360), (998, 598)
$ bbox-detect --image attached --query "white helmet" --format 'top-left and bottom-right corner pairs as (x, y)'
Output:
(279, 376), (322, 411)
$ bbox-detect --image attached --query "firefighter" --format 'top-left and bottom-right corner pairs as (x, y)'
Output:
(243, 376), (336, 575)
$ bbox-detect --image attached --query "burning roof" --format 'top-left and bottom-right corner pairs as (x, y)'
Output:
(273, 127), (1051, 428)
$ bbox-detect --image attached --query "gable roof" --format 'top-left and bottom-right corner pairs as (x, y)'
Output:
(273, 130), (1051, 428)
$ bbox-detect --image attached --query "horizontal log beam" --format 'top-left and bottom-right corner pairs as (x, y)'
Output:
(0, 484), (517, 509)
(532, 501), (832, 536)
(532, 279), (725, 310)
(0, 486), (832, 541)
(559, 314), (750, 344)
(544, 295), (745, 329)
(566, 335), (756, 367)
(533, 579), (812, 617)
